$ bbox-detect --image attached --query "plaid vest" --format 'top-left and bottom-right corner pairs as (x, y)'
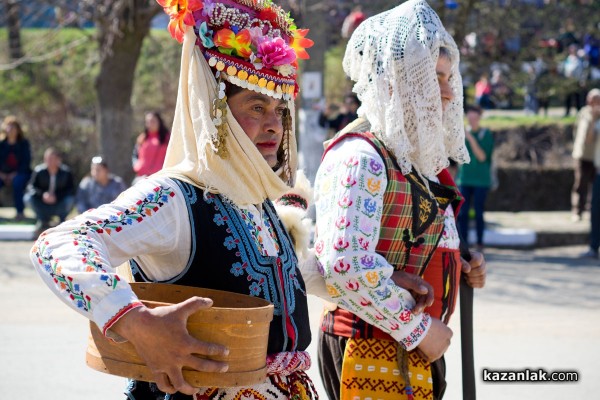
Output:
(321, 131), (463, 340)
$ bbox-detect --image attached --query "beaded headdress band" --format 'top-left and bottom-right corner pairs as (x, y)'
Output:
(158, 0), (313, 101)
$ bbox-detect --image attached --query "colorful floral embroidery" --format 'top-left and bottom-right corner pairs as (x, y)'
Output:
(79, 186), (175, 235)
(213, 213), (228, 226)
(239, 207), (280, 255)
(362, 198), (377, 218)
(230, 261), (247, 277)
(316, 145), (434, 344)
(33, 186), (175, 312)
(341, 175), (357, 188)
(368, 159), (383, 176)
(366, 177), (381, 195)
(224, 236), (240, 250)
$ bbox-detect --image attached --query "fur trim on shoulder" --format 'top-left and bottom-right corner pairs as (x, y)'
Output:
(274, 170), (313, 258)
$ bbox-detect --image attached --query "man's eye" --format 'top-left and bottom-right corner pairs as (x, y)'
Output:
(276, 108), (286, 116)
(252, 105), (264, 112)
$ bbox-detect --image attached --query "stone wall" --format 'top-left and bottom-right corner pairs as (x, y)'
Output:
(483, 123), (576, 212)
(486, 167), (574, 211)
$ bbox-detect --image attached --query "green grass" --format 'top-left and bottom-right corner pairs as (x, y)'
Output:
(482, 114), (576, 130)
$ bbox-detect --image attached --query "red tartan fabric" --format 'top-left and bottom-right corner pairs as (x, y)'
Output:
(320, 131), (462, 341)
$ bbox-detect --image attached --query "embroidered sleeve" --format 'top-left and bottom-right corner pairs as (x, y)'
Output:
(314, 138), (431, 350)
(30, 177), (186, 339)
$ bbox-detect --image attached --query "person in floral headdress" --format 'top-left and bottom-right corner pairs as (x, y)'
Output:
(30, 0), (319, 399)
(313, 1), (486, 399)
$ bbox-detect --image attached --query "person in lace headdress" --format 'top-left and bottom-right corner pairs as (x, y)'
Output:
(29, 0), (319, 398)
(313, 1), (486, 399)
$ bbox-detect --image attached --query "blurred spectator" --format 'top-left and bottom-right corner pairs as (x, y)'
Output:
(132, 111), (170, 183)
(523, 63), (539, 114)
(490, 68), (513, 109)
(536, 62), (561, 116)
(561, 44), (586, 116)
(457, 105), (495, 250)
(0, 116), (31, 221)
(475, 74), (494, 109)
(76, 156), (126, 214)
(583, 33), (599, 70)
(318, 93), (360, 136)
(341, 6), (366, 39)
(556, 18), (579, 53)
(571, 89), (600, 222)
(24, 148), (75, 234)
(580, 88), (600, 259)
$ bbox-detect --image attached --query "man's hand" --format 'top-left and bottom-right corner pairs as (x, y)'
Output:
(42, 192), (57, 205)
(461, 251), (486, 288)
(416, 317), (452, 362)
(112, 296), (229, 395)
(390, 270), (434, 315)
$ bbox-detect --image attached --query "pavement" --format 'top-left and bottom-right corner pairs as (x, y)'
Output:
(0, 206), (590, 248)
(2, 235), (600, 399)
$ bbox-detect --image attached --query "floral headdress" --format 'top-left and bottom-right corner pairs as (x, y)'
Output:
(158, 0), (313, 101)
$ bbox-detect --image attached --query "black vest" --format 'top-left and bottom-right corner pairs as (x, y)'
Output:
(126, 180), (312, 399)
(131, 179), (311, 354)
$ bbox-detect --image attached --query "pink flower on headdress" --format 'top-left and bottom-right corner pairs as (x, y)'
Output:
(256, 37), (296, 69)
(157, 0), (203, 43)
(214, 28), (252, 58)
(248, 27), (266, 47)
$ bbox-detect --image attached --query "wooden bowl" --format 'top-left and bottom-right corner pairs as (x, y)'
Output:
(86, 282), (274, 387)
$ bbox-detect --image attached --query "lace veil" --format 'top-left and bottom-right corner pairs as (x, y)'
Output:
(343, 0), (470, 177)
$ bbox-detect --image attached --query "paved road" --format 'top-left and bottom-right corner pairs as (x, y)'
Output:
(1, 241), (599, 399)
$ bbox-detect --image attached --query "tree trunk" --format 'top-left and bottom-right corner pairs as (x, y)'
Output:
(5, 0), (23, 60)
(94, 2), (159, 184)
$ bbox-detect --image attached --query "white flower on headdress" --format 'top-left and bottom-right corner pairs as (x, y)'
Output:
(274, 64), (295, 77)
(250, 53), (263, 70)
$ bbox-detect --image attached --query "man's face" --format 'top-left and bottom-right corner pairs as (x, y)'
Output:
(436, 56), (455, 112)
(466, 110), (481, 127)
(227, 89), (286, 168)
(44, 153), (61, 170)
(91, 163), (109, 183)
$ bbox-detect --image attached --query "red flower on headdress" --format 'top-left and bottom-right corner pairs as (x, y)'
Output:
(290, 29), (314, 60)
(214, 28), (252, 58)
(258, 8), (279, 26)
(157, 0), (203, 43)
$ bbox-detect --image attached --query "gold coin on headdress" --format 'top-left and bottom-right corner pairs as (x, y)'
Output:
(227, 66), (237, 76)
(248, 75), (259, 85)
(266, 81), (275, 91)
(258, 78), (268, 88)
(276, 85), (283, 94)
(237, 70), (249, 80)
(216, 61), (226, 71)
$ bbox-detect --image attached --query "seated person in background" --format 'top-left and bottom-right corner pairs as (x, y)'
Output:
(0, 115), (31, 221)
(24, 147), (75, 233)
(76, 156), (126, 213)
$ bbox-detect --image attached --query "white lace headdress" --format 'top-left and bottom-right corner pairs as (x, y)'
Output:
(343, 0), (469, 178)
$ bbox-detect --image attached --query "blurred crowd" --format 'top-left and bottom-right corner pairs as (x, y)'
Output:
(0, 112), (171, 234)
(470, 19), (599, 117)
